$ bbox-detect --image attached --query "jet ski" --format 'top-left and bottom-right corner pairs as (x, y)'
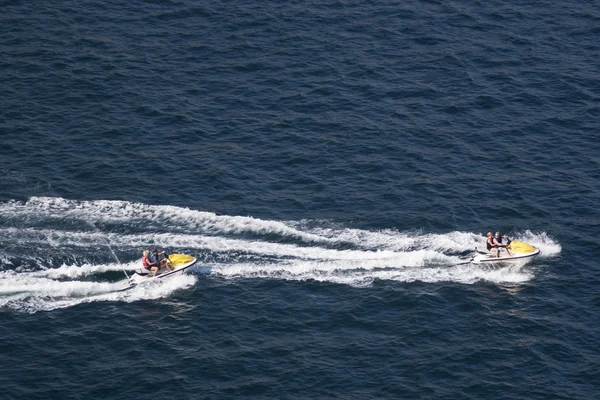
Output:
(472, 241), (540, 264)
(128, 253), (197, 287)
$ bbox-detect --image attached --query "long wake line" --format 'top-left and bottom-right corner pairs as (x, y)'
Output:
(0, 196), (562, 313)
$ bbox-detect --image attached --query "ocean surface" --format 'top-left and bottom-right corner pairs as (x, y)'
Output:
(1, 0), (599, 398)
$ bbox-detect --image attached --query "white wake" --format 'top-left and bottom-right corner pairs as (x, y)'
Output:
(0, 197), (561, 312)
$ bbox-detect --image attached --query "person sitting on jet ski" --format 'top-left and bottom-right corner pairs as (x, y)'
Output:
(149, 248), (173, 273)
(486, 232), (500, 258)
(494, 232), (512, 256)
(142, 249), (161, 277)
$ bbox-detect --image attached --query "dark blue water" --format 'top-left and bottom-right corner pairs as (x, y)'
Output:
(1, 0), (598, 398)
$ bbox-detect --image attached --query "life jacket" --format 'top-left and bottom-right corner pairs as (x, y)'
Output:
(142, 255), (153, 269)
(486, 237), (494, 250)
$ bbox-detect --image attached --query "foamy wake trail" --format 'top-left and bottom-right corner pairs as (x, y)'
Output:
(0, 197), (334, 244)
(203, 230), (559, 287)
(0, 271), (196, 313)
(0, 228), (457, 265)
(296, 227), (485, 252)
(0, 196), (562, 312)
(30, 260), (140, 279)
(0, 197), (561, 256)
(210, 257), (534, 287)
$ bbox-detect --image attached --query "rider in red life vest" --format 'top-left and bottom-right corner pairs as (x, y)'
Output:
(142, 249), (161, 277)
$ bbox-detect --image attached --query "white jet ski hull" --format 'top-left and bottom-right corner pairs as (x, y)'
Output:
(472, 248), (540, 264)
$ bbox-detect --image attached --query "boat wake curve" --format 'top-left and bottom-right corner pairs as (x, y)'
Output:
(0, 197), (562, 312)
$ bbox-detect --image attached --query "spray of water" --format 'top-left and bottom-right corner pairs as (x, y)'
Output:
(0, 197), (561, 313)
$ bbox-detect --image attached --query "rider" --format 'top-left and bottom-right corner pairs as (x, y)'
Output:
(149, 248), (173, 273)
(486, 232), (500, 258)
(142, 249), (161, 277)
(495, 232), (512, 256)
